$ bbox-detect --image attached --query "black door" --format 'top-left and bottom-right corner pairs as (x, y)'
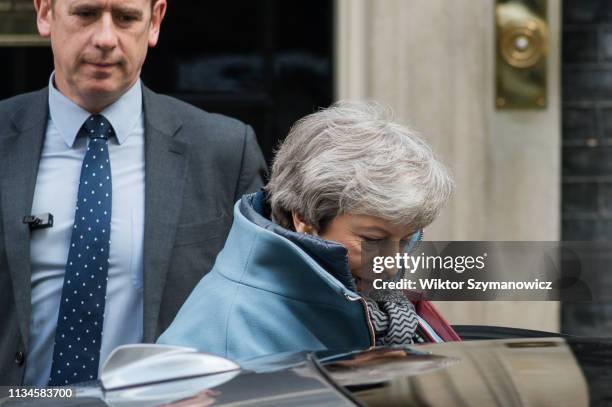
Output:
(0, 0), (335, 165)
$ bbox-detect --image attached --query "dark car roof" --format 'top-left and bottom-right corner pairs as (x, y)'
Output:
(318, 337), (612, 407)
(2, 337), (611, 406)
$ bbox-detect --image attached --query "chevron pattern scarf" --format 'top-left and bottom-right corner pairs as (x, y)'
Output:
(365, 298), (425, 345)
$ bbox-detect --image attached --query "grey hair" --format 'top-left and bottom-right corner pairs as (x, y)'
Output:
(265, 101), (454, 232)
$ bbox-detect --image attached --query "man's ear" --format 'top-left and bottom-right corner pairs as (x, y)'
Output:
(148, 0), (167, 47)
(34, 0), (52, 38)
(291, 212), (319, 236)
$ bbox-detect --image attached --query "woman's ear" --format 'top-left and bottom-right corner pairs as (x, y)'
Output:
(291, 212), (318, 236)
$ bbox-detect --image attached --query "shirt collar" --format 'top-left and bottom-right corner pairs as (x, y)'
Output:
(48, 73), (143, 147)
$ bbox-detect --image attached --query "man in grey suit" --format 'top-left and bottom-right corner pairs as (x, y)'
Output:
(0, 0), (266, 385)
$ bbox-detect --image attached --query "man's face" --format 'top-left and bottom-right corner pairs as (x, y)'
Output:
(35, 0), (166, 112)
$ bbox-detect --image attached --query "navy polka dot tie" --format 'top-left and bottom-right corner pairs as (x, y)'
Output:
(49, 115), (113, 386)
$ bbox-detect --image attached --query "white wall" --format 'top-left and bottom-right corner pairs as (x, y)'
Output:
(336, 0), (561, 331)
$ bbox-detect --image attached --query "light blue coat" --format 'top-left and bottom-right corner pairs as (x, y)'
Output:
(157, 192), (373, 362)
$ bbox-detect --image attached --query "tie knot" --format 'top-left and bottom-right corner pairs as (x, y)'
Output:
(82, 114), (114, 141)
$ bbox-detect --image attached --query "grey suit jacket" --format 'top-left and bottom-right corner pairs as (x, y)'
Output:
(0, 85), (267, 385)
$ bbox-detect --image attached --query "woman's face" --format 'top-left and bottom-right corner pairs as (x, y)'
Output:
(293, 212), (416, 291)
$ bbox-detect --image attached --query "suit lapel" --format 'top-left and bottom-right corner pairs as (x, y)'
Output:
(1, 89), (49, 348)
(141, 86), (188, 342)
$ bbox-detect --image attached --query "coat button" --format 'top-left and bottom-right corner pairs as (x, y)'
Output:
(14, 352), (25, 366)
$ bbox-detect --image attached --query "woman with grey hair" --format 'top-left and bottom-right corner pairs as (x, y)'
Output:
(158, 101), (459, 361)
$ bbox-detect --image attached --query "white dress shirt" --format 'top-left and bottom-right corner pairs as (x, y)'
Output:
(24, 75), (145, 386)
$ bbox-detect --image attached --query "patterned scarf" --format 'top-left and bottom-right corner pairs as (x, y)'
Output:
(364, 297), (425, 345)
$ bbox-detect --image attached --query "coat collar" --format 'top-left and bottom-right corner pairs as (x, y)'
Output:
(217, 192), (359, 305)
(239, 191), (357, 292)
